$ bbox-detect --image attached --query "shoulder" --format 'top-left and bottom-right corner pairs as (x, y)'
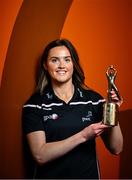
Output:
(22, 92), (46, 135)
(23, 92), (42, 107)
(23, 86), (52, 108)
(81, 87), (103, 98)
(79, 87), (105, 103)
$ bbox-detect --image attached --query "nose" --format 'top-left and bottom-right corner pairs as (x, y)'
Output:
(58, 59), (65, 68)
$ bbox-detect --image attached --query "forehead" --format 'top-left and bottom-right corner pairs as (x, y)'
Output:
(48, 46), (71, 57)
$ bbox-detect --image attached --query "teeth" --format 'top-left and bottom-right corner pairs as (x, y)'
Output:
(57, 71), (66, 74)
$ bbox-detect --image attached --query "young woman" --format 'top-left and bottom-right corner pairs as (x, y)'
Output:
(22, 39), (123, 179)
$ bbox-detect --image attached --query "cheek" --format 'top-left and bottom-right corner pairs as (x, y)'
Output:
(46, 63), (56, 72)
(68, 64), (74, 73)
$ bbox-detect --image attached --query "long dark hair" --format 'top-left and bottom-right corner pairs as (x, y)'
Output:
(36, 39), (88, 94)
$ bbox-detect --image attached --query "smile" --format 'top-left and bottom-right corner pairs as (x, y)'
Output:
(56, 70), (67, 75)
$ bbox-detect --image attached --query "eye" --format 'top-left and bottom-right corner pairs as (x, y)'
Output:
(51, 58), (58, 63)
(65, 58), (71, 63)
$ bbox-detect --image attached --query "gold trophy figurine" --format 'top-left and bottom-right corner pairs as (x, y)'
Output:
(103, 65), (121, 126)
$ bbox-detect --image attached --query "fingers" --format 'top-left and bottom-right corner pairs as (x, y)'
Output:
(97, 124), (109, 135)
(82, 122), (111, 141)
(109, 89), (123, 107)
(110, 90), (118, 100)
(97, 121), (110, 128)
(91, 122), (110, 137)
(96, 129), (104, 136)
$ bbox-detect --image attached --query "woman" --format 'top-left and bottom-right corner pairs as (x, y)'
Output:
(22, 39), (123, 179)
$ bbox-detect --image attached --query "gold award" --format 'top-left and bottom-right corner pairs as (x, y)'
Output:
(103, 65), (121, 126)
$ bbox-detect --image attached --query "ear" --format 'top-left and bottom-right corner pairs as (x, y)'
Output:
(43, 62), (47, 71)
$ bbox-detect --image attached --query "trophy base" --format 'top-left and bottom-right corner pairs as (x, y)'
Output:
(103, 102), (118, 126)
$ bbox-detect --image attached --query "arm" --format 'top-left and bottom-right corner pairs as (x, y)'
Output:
(101, 123), (123, 155)
(27, 130), (85, 165)
(101, 89), (123, 155)
(26, 122), (108, 165)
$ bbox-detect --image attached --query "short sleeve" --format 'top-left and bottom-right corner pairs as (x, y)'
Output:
(22, 94), (45, 135)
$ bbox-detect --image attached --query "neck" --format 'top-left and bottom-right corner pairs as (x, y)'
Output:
(52, 82), (74, 103)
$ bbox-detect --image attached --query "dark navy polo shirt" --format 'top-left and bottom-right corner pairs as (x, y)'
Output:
(22, 85), (105, 179)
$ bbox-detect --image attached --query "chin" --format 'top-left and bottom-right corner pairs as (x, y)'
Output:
(53, 78), (72, 84)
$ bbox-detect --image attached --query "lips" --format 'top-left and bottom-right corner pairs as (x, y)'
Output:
(56, 70), (67, 75)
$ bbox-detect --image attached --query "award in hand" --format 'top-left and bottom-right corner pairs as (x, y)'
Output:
(103, 65), (121, 126)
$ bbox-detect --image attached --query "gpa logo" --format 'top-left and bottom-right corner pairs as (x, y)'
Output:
(43, 113), (58, 122)
(82, 111), (92, 122)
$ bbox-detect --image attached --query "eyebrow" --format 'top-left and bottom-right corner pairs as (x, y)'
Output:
(49, 56), (71, 59)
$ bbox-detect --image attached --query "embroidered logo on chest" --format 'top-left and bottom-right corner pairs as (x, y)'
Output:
(82, 111), (93, 122)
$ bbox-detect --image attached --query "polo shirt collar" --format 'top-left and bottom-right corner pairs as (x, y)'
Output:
(44, 84), (84, 103)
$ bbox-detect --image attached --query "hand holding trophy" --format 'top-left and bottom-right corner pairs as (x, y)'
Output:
(102, 65), (121, 126)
